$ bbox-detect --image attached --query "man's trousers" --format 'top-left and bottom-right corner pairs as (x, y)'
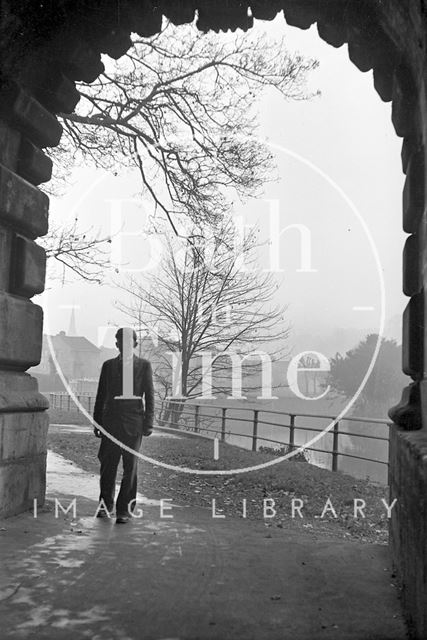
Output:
(97, 432), (142, 516)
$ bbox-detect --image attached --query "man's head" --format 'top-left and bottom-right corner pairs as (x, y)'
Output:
(115, 328), (138, 355)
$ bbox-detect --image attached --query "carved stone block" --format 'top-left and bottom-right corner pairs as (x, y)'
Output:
(0, 121), (21, 171)
(389, 381), (422, 429)
(36, 72), (80, 115)
(0, 292), (43, 369)
(10, 234), (46, 297)
(401, 136), (422, 175)
(61, 39), (105, 83)
(0, 371), (48, 412)
(403, 233), (421, 297)
(282, 0), (318, 29)
(0, 410), (48, 461)
(0, 81), (62, 148)
(0, 225), (12, 290)
(18, 138), (53, 186)
(403, 148), (424, 234)
(0, 456), (47, 517)
(402, 293), (424, 378)
(94, 28), (133, 59)
(0, 165), (49, 239)
(128, 2), (163, 38)
(317, 19), (347, 48)
(250, 1), (282, 21)
(391, 66), (417, 139)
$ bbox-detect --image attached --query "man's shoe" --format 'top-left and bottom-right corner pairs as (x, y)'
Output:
(96, 509), (111, 518)
(116, 515), (130, 524)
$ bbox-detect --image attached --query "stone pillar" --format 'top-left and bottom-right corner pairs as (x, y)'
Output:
(388, 63), (427, 637)
(0, 0), (128, 517)
(0, 81), (62, 516)
(0, 2), (106, 517)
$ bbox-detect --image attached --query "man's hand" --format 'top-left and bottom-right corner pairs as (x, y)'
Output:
(94, 427), (102, 438)
(142, 425), (153, 437)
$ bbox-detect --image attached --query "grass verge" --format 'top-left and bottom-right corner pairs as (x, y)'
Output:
(48, 411), (390, 544)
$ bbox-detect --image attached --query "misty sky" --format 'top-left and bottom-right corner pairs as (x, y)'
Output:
(42, 17), (405, 355)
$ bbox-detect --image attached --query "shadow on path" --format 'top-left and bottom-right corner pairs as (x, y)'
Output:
(0, 451), (406, 639)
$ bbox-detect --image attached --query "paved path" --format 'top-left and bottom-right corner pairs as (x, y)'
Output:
(0, 450), (406, 640)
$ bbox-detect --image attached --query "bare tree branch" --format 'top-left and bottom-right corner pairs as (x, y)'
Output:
(40, 219), (112, 284)
(50, 21), (318, 234)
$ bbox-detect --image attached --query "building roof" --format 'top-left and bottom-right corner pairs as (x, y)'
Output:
(50, 333), (100, 353)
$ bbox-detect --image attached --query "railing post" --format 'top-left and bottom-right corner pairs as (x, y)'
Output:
(332, 421), (340, 472)
(194, 405), (199, 433)
(221, 408), (227, 442)
(289, 414), (295, 451)
(252, 409), (258, 452)
(386, 435), (390, 487)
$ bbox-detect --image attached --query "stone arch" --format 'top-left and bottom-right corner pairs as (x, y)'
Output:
(0, 1), (426, 635)
(2, 2), (423, 420)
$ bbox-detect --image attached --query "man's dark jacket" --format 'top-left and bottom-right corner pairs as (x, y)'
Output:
(93, 356), (155, 437)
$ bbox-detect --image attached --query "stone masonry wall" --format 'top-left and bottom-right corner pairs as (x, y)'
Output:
(0, 79), (60, 515)
(389, 425), (427, 638)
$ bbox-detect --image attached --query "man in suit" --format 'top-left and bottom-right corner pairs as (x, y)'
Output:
(93, 328), (155, 524)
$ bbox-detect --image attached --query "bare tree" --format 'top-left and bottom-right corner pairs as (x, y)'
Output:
(117, 219), (290, 424)
(52, 21), (318, 234)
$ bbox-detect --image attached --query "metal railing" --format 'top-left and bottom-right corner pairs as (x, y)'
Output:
(49, 392), (94, 413)
(157, 400), (391, 480)
(48, 393), (391, 481)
